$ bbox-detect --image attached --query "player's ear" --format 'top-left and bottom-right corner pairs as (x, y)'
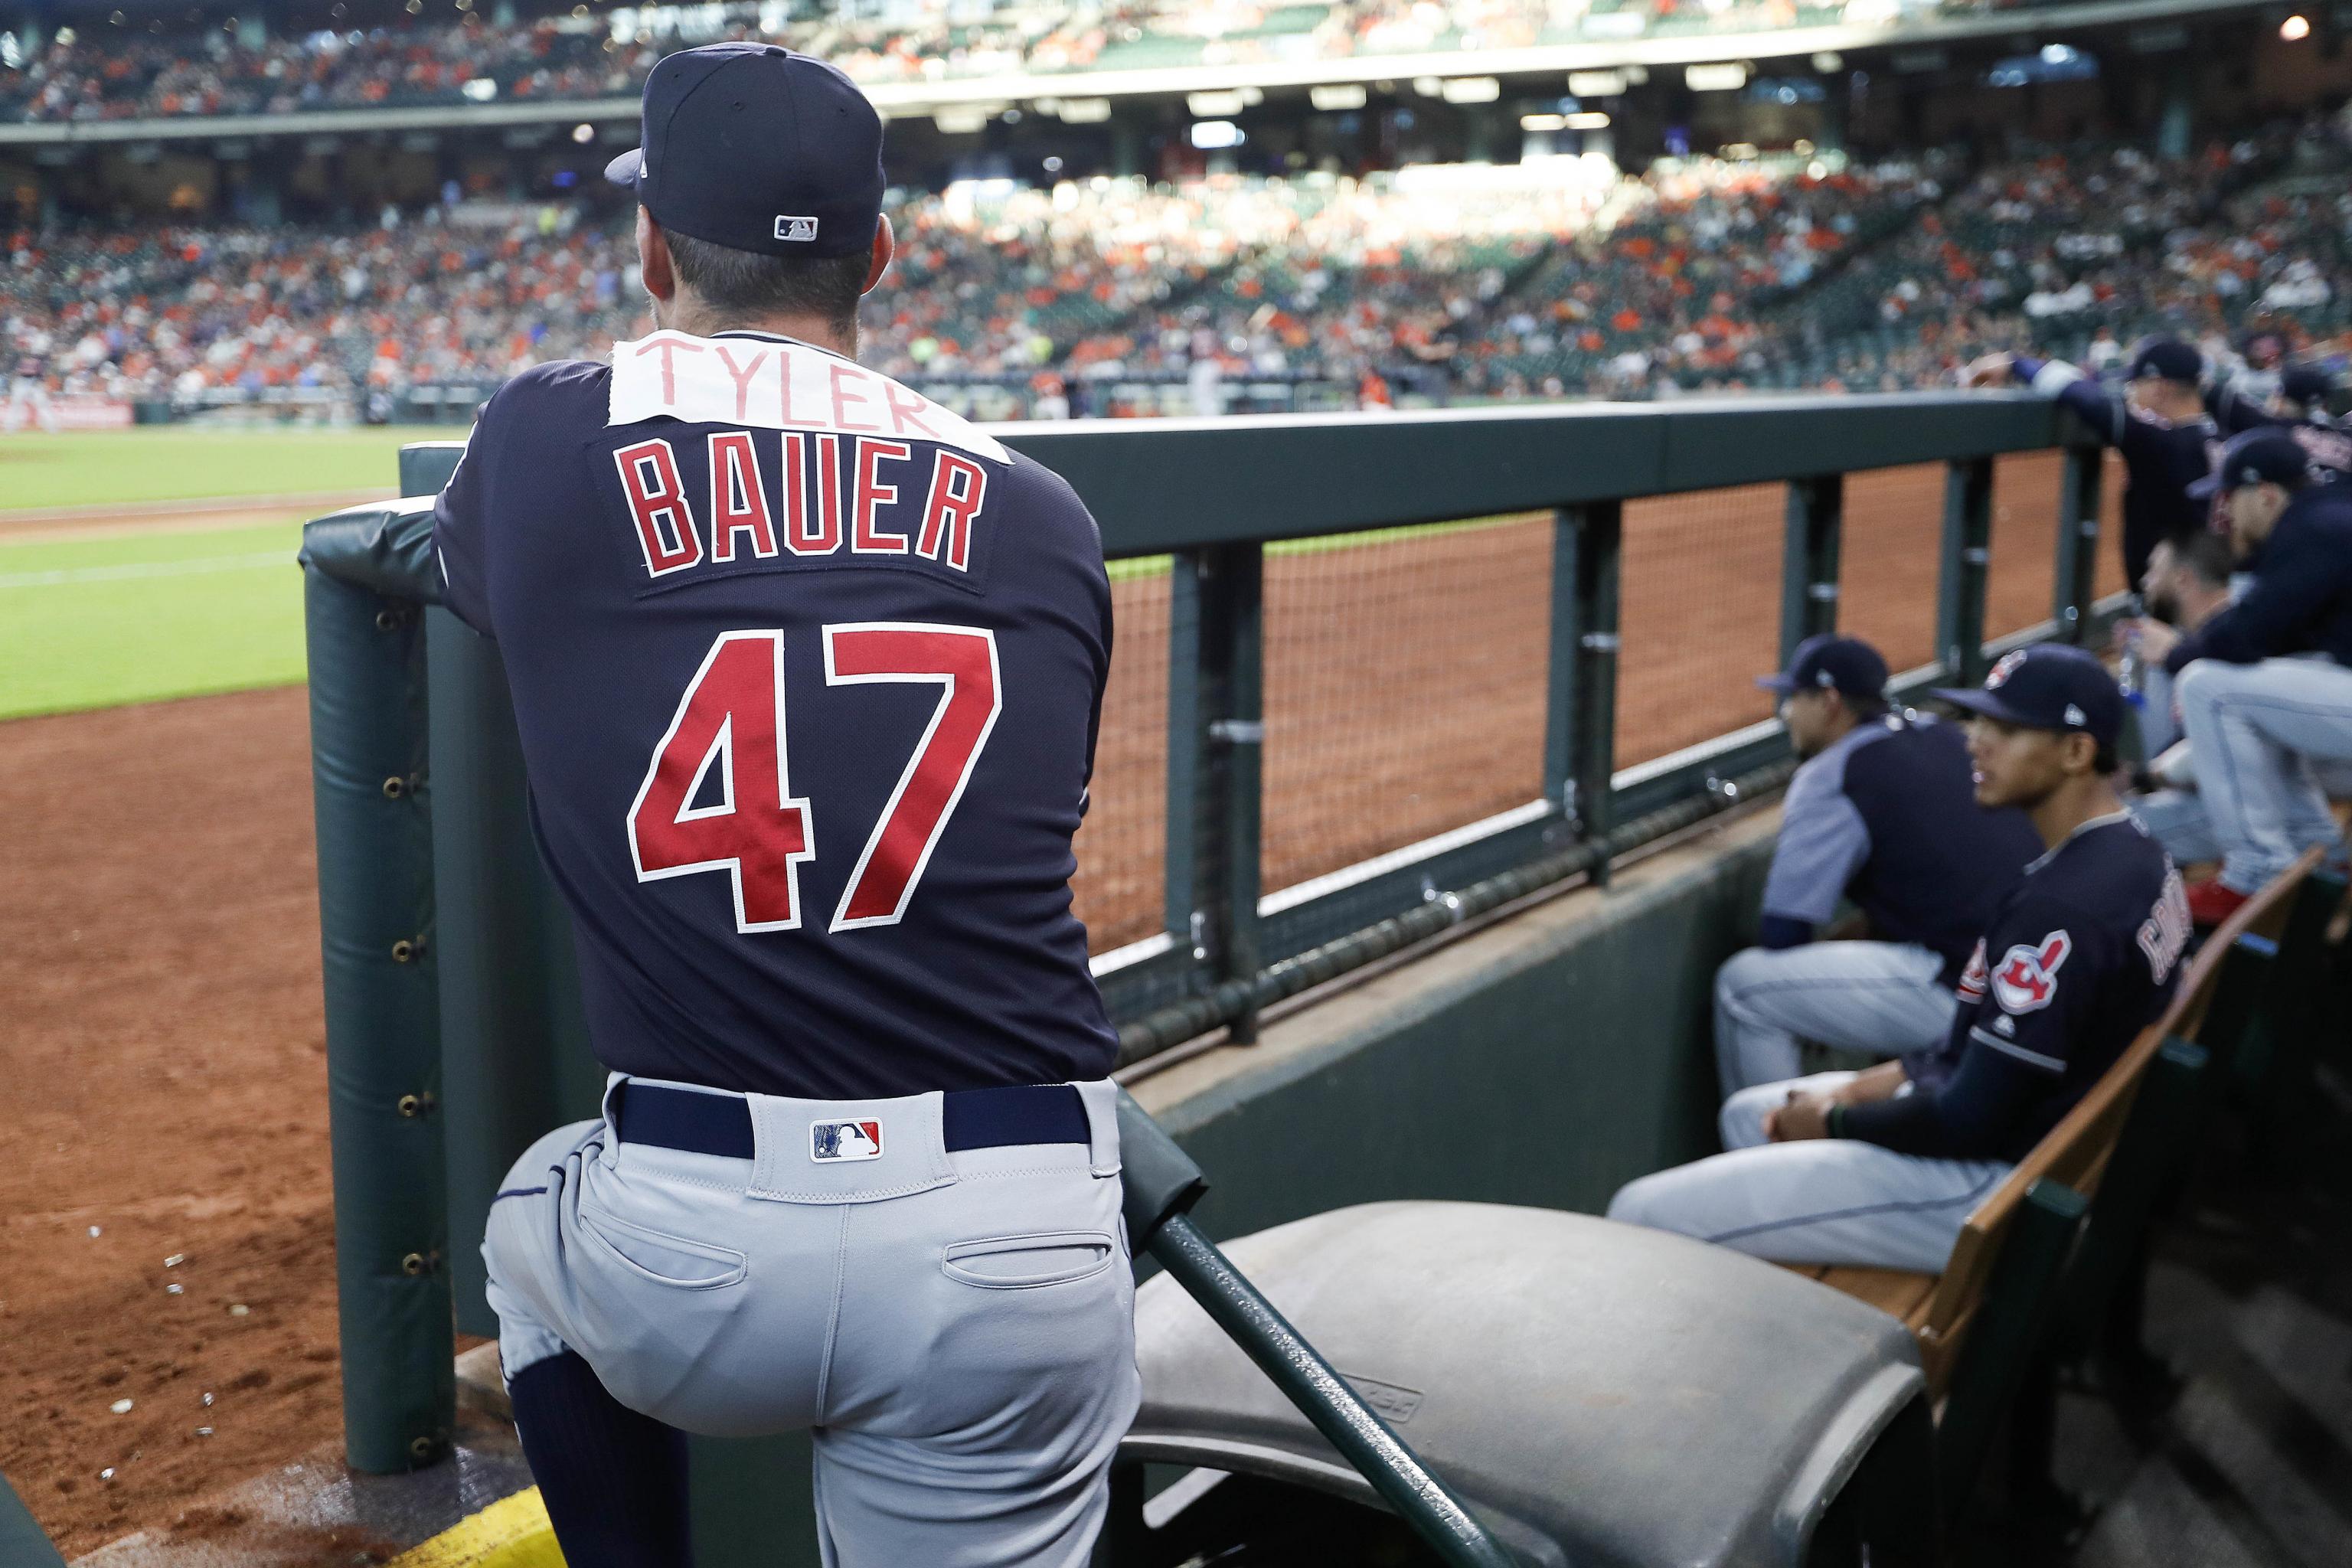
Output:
(637, 208), (677, 305)
(862, 214), (894, 297)
(2060, 730), (2099, 778)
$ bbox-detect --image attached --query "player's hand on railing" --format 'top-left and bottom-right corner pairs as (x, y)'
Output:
(1959, 351), (2015, 389)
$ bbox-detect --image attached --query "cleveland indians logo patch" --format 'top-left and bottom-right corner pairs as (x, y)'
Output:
(1991, 932), (2071, 1014)
(1984, 650), (2030, 689)
(811, 1119), (884, 1162)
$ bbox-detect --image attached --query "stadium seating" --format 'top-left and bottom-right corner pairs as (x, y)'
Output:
(5, 0), (1952, 120)
(8, 110), (2350, 416)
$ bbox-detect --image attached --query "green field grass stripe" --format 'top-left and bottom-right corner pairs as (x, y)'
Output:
(0, 550), (289, 590)
(0, 426), (469, 511)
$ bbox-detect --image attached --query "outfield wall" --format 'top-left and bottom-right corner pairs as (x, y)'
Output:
(682, 808), (1778, 1566)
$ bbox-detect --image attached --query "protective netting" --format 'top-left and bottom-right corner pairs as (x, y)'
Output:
(1986, 450), (2064, 642)
(1616, 484), (1784, 769)
(1838, 462), (1952, 677)
(1069, 565), (1171, 956)
(1260, 516), (1554, 899)
(1072, 450), (2133, 956)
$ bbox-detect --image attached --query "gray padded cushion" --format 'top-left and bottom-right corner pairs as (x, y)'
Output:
(1129, 1200), (1926, 1568)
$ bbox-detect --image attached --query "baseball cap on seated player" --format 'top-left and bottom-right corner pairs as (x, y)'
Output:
(1757, 634), (1890, 705)
(2125, 338), (2202, 385)
(1932, 645), (2123, 750)
(605, 42), (885, 260)
(2187, 428), (2312, 501)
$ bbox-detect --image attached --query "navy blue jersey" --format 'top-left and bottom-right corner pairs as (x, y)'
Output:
(1841, 814), (2185, 1161)
(2204, 379), (2352, 482)
(1761, 714), (2040, 983)
(2164, 485), (2352, 676)
(2021, 358), (2217, 586)
(432, 328), (1117, 1099)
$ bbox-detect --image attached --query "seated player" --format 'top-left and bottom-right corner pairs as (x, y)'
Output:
(1609, 647), (2188, 1273)
(2207, 362), (2352, 482)
(2149, 430), (2352, 926)
(1713, 635), (2039, 1097)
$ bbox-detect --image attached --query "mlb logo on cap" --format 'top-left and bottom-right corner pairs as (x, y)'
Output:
(811, 1119), (884, 1162)
(775, 215), (820, 243)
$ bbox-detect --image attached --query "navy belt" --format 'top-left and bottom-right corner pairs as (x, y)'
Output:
(613, 1080), (1089, 1160)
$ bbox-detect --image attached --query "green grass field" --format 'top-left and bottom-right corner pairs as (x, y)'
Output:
(0, 426), (472, 720)
(0, 425), (470, 512)
(0, 518), (313, 720)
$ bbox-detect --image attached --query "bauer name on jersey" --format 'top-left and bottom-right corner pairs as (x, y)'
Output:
(432, 329), (1119, 1101)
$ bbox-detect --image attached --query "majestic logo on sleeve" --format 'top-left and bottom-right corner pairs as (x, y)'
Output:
(811, 1119), (884, 1162)
(1991, 931), (2071, 1013)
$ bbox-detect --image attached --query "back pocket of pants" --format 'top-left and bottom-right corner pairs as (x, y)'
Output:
(942, 1230), (1117, 1290)
(578, 1204), (748, 1289)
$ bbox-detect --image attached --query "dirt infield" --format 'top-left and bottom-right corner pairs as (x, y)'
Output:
(0, 450), (2122, 1552)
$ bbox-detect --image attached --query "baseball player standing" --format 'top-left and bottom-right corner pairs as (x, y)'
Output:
(432, 45), (1134, 1568)
(1964, 340), (2217, 587)
(1714, 635), (2040, 1096)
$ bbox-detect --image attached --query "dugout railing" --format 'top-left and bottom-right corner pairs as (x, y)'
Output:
(299, 390), (2115, 1491)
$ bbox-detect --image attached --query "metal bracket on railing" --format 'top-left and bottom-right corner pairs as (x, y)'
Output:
(1116, 1093), (1518, 1568)
(1578, 632), (1620, 652)
(1208, 719), (1266, 746)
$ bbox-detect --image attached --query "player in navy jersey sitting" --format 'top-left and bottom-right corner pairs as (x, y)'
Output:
(1713, 635), (2040, 1097)
(1610, 645), (2190, 1272)
(436, 44), (1134, 1568)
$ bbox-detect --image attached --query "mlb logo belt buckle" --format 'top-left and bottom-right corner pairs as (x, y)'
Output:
(811, 1119), (884, 1162)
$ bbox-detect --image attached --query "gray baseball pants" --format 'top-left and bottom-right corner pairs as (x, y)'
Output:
(2176, 655), (2352, 893)
(1713, 941), (1958, 1099)
(484, 1075), (1138, 1568)
(1607, 1070), (2013, 1272)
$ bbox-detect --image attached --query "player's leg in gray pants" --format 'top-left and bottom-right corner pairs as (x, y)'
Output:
(1606, 1070), (2013, 1272)
(2129, 786), (2225, 866)
(484, 1076), (1138, 1568)
(1712, 941), (1957, 1101)
(2176, 655), (2352, 893)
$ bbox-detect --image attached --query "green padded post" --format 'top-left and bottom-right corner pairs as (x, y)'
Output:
(1932, 1178), (2087, 1511)
(301, 522), (454, 1473)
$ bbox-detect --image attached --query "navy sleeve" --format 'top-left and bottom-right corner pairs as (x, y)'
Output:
(1759, 753), (1871, 927)
(1839, 895), (2101, 1158)
(1756, 913), (1816, 950)
(2205, 380), (2284, 436)
(2016, 357), (2126, 446)
(430, 400), (498, 638)
(2164, 524), (2350, 671)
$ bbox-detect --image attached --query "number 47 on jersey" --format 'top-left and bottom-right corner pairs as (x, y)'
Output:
(627, 623), (1001, 935)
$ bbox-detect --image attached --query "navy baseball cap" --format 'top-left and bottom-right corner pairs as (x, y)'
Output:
(606, 43), (886, 260)
(1758, 634), (1889, 704)
(1933, 645), (2122, 750)
(2188, 429), (2311, 501)
(2126, 338), (2202, 385)
(2279, 365), (2334, 409)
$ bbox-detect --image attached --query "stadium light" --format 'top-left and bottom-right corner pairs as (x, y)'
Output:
(1564, 111), (1611, 129)
(1057, 99), (1111, 122)
(1811, 52), (1843, 72)
(1190, 120), (1246, 150)
(571, 122), (594, 144)
(1566, 70), (1626, 97)
(1310, 83), (1368, 111)
(1686, 63), (1749, 92)
(2281, 12), (2311, 38)
(1187, 90), (1246, 116)
(1520, 113), (1568, 131)
(1441, 77), (1501, 103)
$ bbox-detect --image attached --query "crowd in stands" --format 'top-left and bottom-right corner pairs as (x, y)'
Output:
(8, 0), (1952, 122)
(8, 107), (2352, 416)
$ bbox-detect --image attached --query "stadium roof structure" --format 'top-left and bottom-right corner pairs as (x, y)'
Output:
(0, 0), (2279, 145)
